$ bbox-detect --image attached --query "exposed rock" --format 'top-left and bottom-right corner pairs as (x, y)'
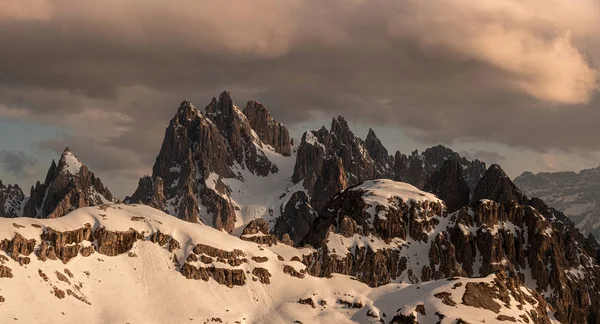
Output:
(1, 233), (36, 260)
(424, 159), (470, 212)
(23, 148), (117, 219)
(251, 256), (268, 263)
(273, 191), (317, 246)
(337, 299), (363, 309)
(0, 180), (24, 218)
(462, 282), (501, 313)
(395, 145), (486, 191)
(149, 231), (180, 252)
(180, 264), (246, 287)
(241, 219), (278, 246)
(365, 128), (394, 177)
(0, 265), (13, 278)
(433, 292), (456, 307)
(283, 265), (305, 278)
(252, 267), (272, 284)
(298, 297), (315, 308)
(389, 313), (417, 324)
(94, 227), (143, 257)
(129, 91), (290, 232)
(496, 315), (517, 322)
(52, 286), (66, 299)
(472, 165), (525, 204)
(243, 100), (291, 156)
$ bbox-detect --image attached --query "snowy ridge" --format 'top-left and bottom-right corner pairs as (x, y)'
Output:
(0, 204), (556, 324)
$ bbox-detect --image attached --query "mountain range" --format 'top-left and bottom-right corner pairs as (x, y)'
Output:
(0, 90), (599, 324)
(515, 168), (600, 240)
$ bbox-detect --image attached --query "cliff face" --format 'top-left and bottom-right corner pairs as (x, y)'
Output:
(129, 91), (292, 232)
(22, 148), (116, 219)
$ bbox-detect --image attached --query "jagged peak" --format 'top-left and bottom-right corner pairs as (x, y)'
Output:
(366, 128), (378, 139)
(472, 164), (525, 204)
(330, 115), (349, 131)
(58, 148), (84, 175)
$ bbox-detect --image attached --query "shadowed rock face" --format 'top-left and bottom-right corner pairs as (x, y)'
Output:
(424, 159), (470, 212)
(0, 180), (24, 218)
(471, 164), (525, 205)
(243, 100), (291, 156)
(129, 91), (291, 232)
(396, 145), (487, 191)
(21, 148), (116, 219)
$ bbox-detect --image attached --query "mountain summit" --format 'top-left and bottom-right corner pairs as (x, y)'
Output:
(22, 148), (117, 218)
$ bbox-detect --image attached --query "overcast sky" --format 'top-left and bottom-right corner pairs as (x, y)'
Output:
(0, 0), (599, 198)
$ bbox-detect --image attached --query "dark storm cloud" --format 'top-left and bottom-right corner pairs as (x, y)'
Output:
(0, 0), (599, 179)
(0, 150), (37, 178)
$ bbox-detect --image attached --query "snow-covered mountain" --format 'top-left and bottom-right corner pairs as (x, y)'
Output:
(22, 148), (117, 218)
(514, 167), (600, 239)
(3, 91), (600, 323)
(129, 91), (487, 244)
(0, 201), (560, 323)
(0, 148), (116, 219)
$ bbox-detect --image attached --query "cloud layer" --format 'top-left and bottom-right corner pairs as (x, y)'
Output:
(0, 0), (599, 186)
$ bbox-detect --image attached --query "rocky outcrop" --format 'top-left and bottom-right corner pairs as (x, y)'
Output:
(180, 264), (247, 287)
(240, 219), (278, 246)
(472, 164), (525, 205)
(22, 148), (117, 219)
(129, 91), (291, 232)
(273, 191), (317, 246)
(0, 180), (25, 218)
(424, 159), (470, 212)
(243, 100), (291, 156)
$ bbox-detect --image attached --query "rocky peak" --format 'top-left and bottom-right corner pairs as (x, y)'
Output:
(365, 128), (394, 174)
(330, 116), (354, 144)
(22, 148), (116, 218)
(472, 164), (525, 205)
(291, 118), (381, 213)
(204, 90), (277, 176)
(395, 145), (486, 191)
(424, 159), (470, 212)
(242, 100), (291, 156)
(0, 179), (25, 218)
(130, 91), (292, 232)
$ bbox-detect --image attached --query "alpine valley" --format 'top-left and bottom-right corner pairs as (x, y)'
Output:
(1, 91), (599, 324)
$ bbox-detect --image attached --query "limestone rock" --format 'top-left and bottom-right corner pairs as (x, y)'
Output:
(22, 148), (117, 219)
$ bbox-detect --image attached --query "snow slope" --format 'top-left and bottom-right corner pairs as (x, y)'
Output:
(0, 204), (554, 324)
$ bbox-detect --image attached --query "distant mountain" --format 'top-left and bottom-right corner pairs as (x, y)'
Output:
(22, 148), (117, 218)
(514, 167), (600, 238)
(0, 180), (24, 218)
